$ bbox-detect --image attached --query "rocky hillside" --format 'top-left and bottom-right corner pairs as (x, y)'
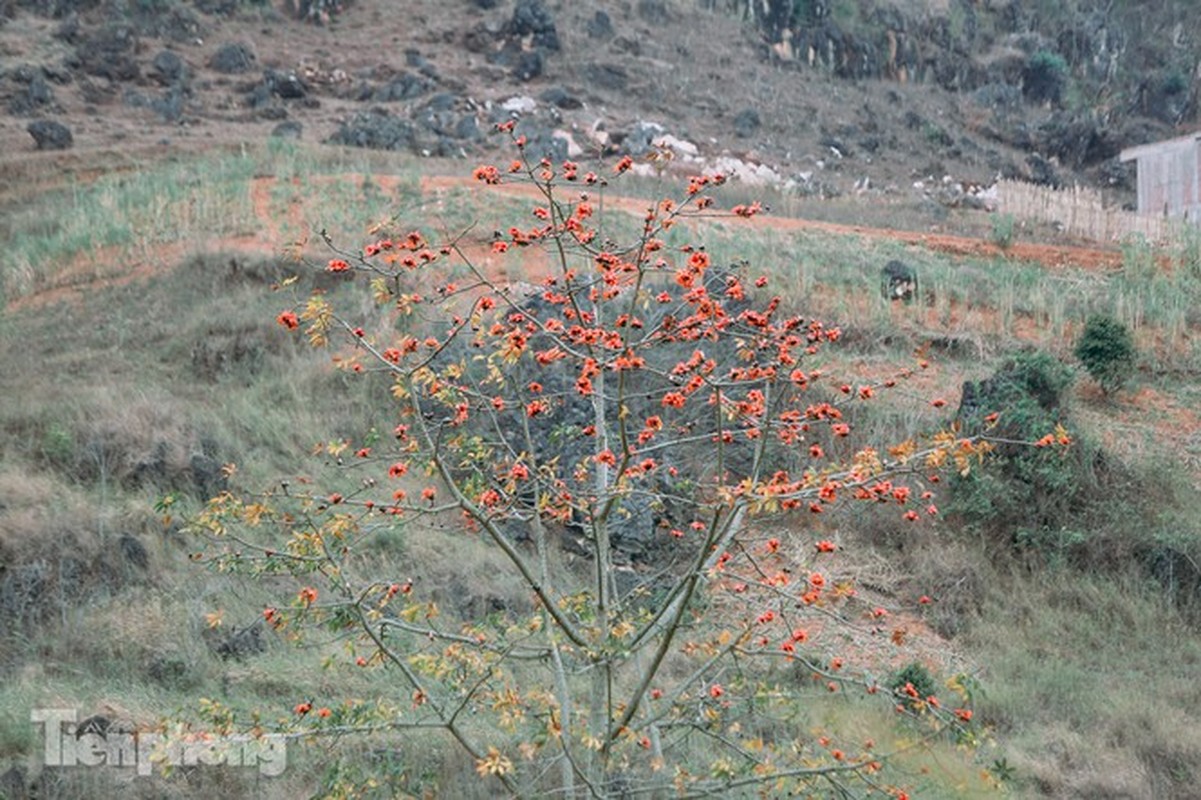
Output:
(2, 0), (1197, 214)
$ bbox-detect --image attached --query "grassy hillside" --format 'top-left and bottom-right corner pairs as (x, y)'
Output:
(2, 143), (1201, 798)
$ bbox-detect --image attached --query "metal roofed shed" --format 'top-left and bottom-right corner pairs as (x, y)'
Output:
(1120, 131), (1201, 223)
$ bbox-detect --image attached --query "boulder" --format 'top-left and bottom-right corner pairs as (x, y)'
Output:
(327, 109), (417, 151)
(27, 119), (73, 150)
(512, 50), (543, 82)
(208, 42), (256, 74)
(510, 0), (559, 51)
(151, 50), (186, 85)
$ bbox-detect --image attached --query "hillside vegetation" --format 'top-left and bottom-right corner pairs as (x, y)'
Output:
(0, 140), (1200, 797)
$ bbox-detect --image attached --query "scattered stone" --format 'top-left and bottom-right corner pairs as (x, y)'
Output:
(539, 86), (582, 109)
(501, 95), (537, 115)
(585, 10), (614, 39)
(208, 42), (256, 74)
(27, 120), (73, 150)
(7, 74), (55, 115)
(582, 62), (627, 91)
(404, 49), (439, 79)
(510, 0), (560, 51)
(623, 120), (664, 156)
(75, 26), (140, 81)
(732, 108), (760, 139)
(424, 92), (458, 111)
(266, 69), (307, 99)
(371, 72), (430, 102)
(453, 114), (480, 140)
(636, 0), (670, 24)
(271, 120), (303, 139)
(327, 108), (417, 151)
(512, 49), (543, 82)
(151, 50), (186, 85)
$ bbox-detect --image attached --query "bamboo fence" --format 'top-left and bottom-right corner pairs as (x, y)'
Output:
(996, 179), (1185, 244)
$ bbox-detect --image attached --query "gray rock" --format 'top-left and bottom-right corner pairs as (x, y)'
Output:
(75, 26), (140, 81)
(453, 114), (480, 140)
(327, 109), (418, 151)
(732, 108), (760, 139)
(623, 120), (664, 156)
(271, 120), (303, 139)
(512, 50), (543, 82)
(582, 62), (627, 91)
(372, 72), (430, 102)
(540, 86), (582, 109)
(7, 74), (55, 115)
(585, 10), (613, 39)
(266, 69), (307, 99)
(151, 49), (186, 85)
(636, 0), (669, 24)
(208, 42), (256, 74)
(510, 0), (560, 51)
(27, 120), (73, 150)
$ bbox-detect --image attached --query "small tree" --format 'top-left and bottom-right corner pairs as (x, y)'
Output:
(1074, 314), (1135, 395)
(1023, 49), (1068, 105)
(188, 127), (1047, 798)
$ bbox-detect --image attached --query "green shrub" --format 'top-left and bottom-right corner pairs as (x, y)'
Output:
(950, 350), (1088, 547)
(1023, 50), (1068, 104)
(890, 662), (938, 710)
(1074, 314), (1135, 395)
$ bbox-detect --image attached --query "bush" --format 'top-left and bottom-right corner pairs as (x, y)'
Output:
(1023, 50), (1068, 104)
(1074, 314), (1135, 395)
(950, 350), (1087, 546)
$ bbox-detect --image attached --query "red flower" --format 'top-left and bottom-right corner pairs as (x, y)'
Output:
(814, 540), (836, 553)
(473, 164), (500, 184)
(708, 684), (724, 699)
(326, 258), (350, 272)
(421, 487), (437, 503)
(276, 311), (299, 330)
(294, 702), (312, 715)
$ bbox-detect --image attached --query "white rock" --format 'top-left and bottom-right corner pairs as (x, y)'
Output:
(502, 96), (537, 115)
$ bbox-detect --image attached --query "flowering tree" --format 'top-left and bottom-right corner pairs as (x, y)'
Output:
(192, 127), (1016, 798)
